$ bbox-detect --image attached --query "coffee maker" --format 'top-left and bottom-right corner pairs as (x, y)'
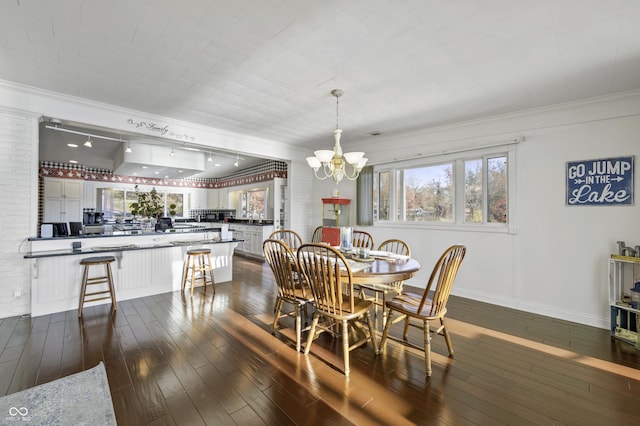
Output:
(83, 208), (104, 225)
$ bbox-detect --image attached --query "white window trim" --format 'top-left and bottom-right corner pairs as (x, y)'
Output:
(373, 145), (517, 234)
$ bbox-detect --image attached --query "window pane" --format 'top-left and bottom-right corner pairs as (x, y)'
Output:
(98, 188), (125, 219)
(125, 191), (138, 217)
(396, 170), (402, 220)
(377, 171), (390, 220)
(166, 193), (184, 216)
(488, 156), (507, 223)
(404, 163), (453, 222)
(247, 190), (266, 217)
(464, 159), (483, 223)
(373, 172), (379, 220)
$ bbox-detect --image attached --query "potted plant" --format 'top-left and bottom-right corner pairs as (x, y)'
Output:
(130, 185), (164, 228)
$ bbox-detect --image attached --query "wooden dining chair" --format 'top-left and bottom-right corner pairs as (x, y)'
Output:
(269, 229), (303, 250)
(311, 226), (323, 243)
(378, 245), (466, 377)
(263, 239), (314, 352)
(358, 239), (411, 328)
(352, 230), (374, 249)
(297, 243), (377, 376)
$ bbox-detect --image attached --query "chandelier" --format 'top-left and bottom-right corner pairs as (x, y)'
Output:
(306, 89), (368, 183)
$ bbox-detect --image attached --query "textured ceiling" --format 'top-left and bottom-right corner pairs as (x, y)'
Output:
(2, 0), (640, 168)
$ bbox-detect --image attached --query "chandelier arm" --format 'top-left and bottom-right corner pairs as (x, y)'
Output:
(342, 163), (362, 180)
(313, 166), (333, 180)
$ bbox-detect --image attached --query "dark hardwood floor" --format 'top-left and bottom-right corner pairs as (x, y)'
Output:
(1, 255), (639, 425)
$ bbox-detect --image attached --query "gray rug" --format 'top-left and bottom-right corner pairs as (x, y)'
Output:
(0, 362), (116, 425)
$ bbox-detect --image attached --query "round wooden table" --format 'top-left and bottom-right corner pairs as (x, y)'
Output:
(348, 257), (421, 330)
(350, 257), (421, 285)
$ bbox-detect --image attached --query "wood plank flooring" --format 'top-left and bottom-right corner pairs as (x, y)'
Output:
(1, 255), (639, 425)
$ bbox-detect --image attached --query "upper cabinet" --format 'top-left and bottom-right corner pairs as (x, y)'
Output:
(44, 178), (83, 199)
(43, 177), (84, 223)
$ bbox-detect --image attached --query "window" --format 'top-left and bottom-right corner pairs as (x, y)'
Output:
(374, 147), (512, 229)
(166, 193), (184, 216)
(240, 189), (267, 218)
(404, 163), (453, 222)
(97, 187), (186, 219)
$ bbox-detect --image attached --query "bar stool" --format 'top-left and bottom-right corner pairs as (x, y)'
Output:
(181, 248), (215, 297)
(78, 256), (117, 318)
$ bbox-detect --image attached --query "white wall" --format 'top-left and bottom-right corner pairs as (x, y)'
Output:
(0, 109), (39, 317)
(312, 91), (640, 329)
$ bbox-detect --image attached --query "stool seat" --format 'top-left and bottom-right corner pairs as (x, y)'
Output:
(78, 256), (117, 318)
(80, 256), (116, 265)
(186, 248), (211, 255)
(182, 248), (215, 297)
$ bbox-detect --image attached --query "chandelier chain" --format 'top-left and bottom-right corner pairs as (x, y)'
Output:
(335, 94), (340, 130)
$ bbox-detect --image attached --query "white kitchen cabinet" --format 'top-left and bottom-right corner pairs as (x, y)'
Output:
(229, 224), (273, 258)
(43, 178), (84, 223)
(208, 188), (230, 209)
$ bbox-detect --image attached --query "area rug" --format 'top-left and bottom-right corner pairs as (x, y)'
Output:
(0, 362), (116, 425)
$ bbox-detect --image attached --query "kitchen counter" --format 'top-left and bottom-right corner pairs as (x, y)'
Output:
(29, 222), (227, 241)
(25, 230), (240, 317)
(23, 238), (240, 259)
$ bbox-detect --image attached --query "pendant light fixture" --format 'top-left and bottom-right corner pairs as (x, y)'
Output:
(121, 133), (132, 153)
(83, 136), (93, 148)
(234, 153), (239, 167)
(306, 89), (368, 183)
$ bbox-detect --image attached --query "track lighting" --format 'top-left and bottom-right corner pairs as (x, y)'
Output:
(121, 133), (132, 153)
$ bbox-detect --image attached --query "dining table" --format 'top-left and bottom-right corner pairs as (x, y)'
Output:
(344, 253), (421, 331)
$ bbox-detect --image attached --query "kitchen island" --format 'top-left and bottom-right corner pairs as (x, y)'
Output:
(24, 229), (241, 317)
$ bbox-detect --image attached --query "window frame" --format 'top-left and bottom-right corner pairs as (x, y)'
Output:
(373, 145), (516, 233)
(97, 186), (189, 219)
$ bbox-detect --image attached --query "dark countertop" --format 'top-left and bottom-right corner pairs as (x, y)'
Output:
(24, 238), (243, 259)
(226, 220), (275, 227)
(28, 225), (222, 241)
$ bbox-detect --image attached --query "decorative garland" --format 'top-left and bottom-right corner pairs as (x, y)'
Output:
(39, 161), (287, 189)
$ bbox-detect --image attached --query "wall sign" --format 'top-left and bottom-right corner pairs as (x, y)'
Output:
(566, 156), (634, 205)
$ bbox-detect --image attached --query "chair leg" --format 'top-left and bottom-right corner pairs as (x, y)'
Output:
(294, 304), (301, 353)
(365, 310), (378, 353)
(380, 293), (387, 329)
(198, 255), (206, 294)
(378, 308), (393, 354)
(206, 253), (215, 295)
(272, 297), (283, 334)
(78, 265), (89, 318)
(403, 316), (410, 340)
(189, 256), (197, 298)
(106, 262), (117, 312)
(441, 317), (454, 356)
(304, 313), (320, 355)
(181, 255), (190, 291)
(424, 320), (432, 377)
(342, 319), (350, 376)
